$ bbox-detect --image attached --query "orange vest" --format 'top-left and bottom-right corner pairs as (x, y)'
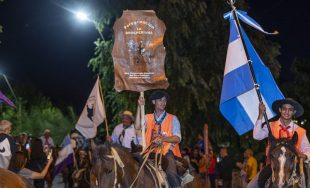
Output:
(266, 120), (306, 158)
(145, 113), (182, 158)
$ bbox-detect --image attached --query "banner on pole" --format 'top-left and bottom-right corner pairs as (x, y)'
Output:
(112, 10), (169, 92)
(76, 77), (106, 138)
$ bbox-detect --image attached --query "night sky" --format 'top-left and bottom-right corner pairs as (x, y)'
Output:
(0, 0), (309, 112)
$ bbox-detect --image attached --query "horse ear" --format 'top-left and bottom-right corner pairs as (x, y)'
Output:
(91, 139), (97, 151)
(291, 132), (298, 145)
(268, 131), (276, 143)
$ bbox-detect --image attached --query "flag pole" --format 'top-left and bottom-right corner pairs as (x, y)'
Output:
(98, 76), (110, 137)
(140, 91), (146, 150)
(228, 0), (271, 133)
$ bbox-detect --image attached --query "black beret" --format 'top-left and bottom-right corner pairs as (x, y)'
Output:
(149, 90), (170, 101)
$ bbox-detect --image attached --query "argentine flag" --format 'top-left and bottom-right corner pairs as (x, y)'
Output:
(220, 11), (284, 135)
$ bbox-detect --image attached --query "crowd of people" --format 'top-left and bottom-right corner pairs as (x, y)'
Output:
(0, 92), (308, 188)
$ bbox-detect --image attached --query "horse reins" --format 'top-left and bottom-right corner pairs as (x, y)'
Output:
(129, 142), (165, 188)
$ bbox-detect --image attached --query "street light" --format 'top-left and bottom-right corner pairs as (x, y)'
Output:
(75, 11), (90, 22)
(73, 10), (105, 40)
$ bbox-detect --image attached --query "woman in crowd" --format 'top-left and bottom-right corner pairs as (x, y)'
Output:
(8, 150), (53, 185)
(26, 138), (48, 188)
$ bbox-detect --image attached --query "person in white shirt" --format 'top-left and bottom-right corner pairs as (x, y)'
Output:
(40, 129), (55, 151)
(248, 98), (310, 188)
(107, 111), (140, 150)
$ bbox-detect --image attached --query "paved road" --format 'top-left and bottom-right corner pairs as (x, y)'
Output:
(50, 173), (65, 188)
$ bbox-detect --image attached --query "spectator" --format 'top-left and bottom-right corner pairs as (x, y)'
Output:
(216, 147), (234, 188)
(40, 129), (55, 151)
(0, 120), (18, 169)
(8, 151), (53, 185)
(181, 147), (194, 171)
(194, 134), (204, 151)
(26, 138), (47, 188)
(207, 149), (216, 188)
(191, 148), (208, 186)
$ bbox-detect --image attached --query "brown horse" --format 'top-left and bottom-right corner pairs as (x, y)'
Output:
(266, 132), (306, 188)
(0, 168), (34, 188)
(90, 142), (201, 188)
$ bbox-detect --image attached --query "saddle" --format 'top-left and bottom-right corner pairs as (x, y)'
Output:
(146, 154), (194, 187)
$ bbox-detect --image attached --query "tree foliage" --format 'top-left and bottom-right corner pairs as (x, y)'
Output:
(0, 94), (75, 144)
(86, 0), (281, 155)
(281, 57), (310, 128)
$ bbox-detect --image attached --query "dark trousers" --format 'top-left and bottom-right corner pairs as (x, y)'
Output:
(209, 173), (216, 188)
(258, 164), (272, 188)
(163, 151), (181, 188)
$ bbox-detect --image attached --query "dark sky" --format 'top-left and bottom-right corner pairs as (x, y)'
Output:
(0, 0), (98, 112)
(0, 0), (309, 112)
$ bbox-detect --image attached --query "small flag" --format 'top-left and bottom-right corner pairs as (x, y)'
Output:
(75, 77), (106, 138)
(220, 11), (284, 135)
(0, 91), (15, 107)
(53, 135), (73, 176)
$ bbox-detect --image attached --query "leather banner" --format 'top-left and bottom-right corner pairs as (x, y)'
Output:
(112, 10), (169, 92)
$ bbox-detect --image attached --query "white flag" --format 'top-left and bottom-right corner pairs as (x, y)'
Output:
(76, 77), (106, 138)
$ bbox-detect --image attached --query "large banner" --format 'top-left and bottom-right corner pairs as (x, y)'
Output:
(112, 10), (169, 92)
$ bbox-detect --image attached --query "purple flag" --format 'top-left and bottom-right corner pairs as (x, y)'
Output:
(0, 91), (15, 107)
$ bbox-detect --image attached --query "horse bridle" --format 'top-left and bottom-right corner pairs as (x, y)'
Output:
(269, 142), (300, 187)
(93, 147), (125, 188)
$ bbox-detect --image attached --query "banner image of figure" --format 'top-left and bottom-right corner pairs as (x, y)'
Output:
(76, 77), (106, 138)
(112, 10), (169, 92)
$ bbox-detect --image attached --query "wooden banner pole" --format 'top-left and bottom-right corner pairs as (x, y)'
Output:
(140, 91), (146, 150)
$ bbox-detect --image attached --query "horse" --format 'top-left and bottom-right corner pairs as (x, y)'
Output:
(0, 168), (34, 188)
(265, 131), (306, 188)
(90, 141), (201, 188)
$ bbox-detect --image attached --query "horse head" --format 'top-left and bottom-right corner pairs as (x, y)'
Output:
(90, 140), (115, 188)
(268, 131), (298, 188)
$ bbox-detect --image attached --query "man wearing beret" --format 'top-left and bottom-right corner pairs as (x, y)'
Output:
(248, 98), (310, 188)
(137, 90), (182, 188)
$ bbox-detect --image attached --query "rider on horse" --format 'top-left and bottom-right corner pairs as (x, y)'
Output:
(137, 90), (182, 188)
(249, 98), (310, 188)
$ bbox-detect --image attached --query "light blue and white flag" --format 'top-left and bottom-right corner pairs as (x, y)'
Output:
(53, 135), (74, 177)
(220, 11), (284, 135)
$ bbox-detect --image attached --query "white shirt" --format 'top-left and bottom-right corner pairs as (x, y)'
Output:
(253, 119), (310, 160)
(40, 136), (55, 148)
(111, 124), (140, 149)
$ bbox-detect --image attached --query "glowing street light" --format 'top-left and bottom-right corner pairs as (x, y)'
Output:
(75, 11), (90, 22)
(73, 10), (105, 40)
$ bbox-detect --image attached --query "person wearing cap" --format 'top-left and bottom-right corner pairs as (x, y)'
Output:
(137, 90), (182, 188)
(40, 129), (55, 151)
(249, 98), (310, 188)
(107, 110), (141, 150)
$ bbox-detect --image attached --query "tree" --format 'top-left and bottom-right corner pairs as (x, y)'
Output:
(0, 93), (75, 144)
(87, 0), (281, 154)
(281, 57), (310, 128)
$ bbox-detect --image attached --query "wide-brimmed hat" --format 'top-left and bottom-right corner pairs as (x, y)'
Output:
(122, 110), (134, 121)
(149, 90), (170, 101)
(272, 98), (304, 118)
(43, 129), (51, 134)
